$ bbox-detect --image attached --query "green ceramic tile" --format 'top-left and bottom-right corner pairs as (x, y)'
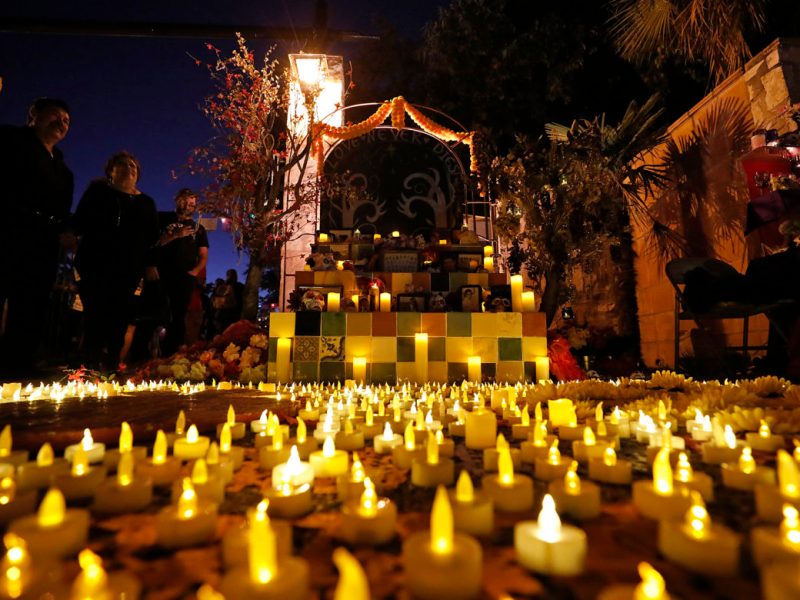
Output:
(397, 337), (415, 362)
(319, 361), (345, 383)
(447, 312), (472, 337)
(428, 337), (446, 362)
(371, 362), (396, 384)
(449, 272), (468, 290)
(293, 361), (318, 382)
(397, 312), (421, 336)
(498, 337), (523, 361)
(321, 312), (346, 336)
(447, 362), (468, 383)
(267, 337), (278, 362)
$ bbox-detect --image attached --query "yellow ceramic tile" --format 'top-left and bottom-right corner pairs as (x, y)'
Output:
(472, 337), (498, 363)
(396, 362), (416, 382)
(345, 336), (372, 362)
(471, 313), (497, 338)
(269, 313), (296, 338)
(346, 313), (372, 336)
(446, 337), (472, 363)
(390, 273), (413, 293)
(428, 362), (448, 383)
(522, 336), (548, 361)
(370, 337), (397, 363)
(496, 361), (524, 383)
(495, 313), (522, 337)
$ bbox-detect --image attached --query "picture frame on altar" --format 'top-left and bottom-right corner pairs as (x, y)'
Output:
(396, 293), (428, 312)
(297, 285), (343, 311)
(458, 285), (483, 312)
(457, 253), (482, 272)
(329, 229), (352, 243)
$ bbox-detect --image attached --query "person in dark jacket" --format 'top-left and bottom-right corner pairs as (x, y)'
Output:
(0, 98), (73, 379)
(72, 151), (158, 370)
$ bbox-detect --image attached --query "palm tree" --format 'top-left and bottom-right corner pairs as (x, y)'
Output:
(608, 0), (766, 85)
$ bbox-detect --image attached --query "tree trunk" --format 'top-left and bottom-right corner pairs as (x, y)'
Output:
(613, 211), (643, 363)
(540, 265), (564, 327)
(242, 252), (264, 322)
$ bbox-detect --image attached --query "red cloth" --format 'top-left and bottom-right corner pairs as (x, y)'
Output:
(547, 333), (586, 381)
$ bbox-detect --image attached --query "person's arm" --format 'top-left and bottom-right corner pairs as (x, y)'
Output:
(189, 246), (208, 278)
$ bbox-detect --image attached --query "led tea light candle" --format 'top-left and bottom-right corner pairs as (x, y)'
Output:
(166, 410), (187, 447)
(0, 477), (37, 526)
(607, 406), (631, 438)
(702, 422), (742, 464)
(0, 426), (27, 468)
(435, 430), (455, 457)
(216, 405), (246, 440)
(589, 447), (633, 485)
(746, 420), (785, 452)
(297, 400), (320, 424)
(512, 405), (533, 440)
(597, 562), (671, 600)
(9, 488), (89, 559)
(0, 532), (66, 600)
(722, 446), (776, 491)
(672, 452), (714, 502)
(510, 274), (523, 312)
(482, 434), (521, 472)
(219, 498), (310, 600)
(289, 418), (318, 460)
(173, 425), (211, 460)
(335, 418), (365, 451)
(751, 504), (800, 570)
(686, 409), (712, 441)
(449, 470), (493, 537)
(64, 428), (105, 464)
(102, 421), (147, 472)
(136, 430), (181, 487)
(547, 398), (576, 428)
(514, 494), (587, 576)
(222, 500), (293, 569)
(352, 357), (367, 384)
(332, 547), (370, 600)
(309, 437), (348, 478)
(402, 486), (482, 600)
(534, 441), (573, 481)
(337, 453), (366, 502)
(272, 446), (315, 491)
(548, 461), (601, 520)
(411, 433), (455, 487)
(92, 452), (153, 514)
(206, 443), (234, 486)
(218, 423), (244, 470)
(339, 477), (398, 545)
(483, 447), (534, 512)
(464, 404), (496, 449)
(16, 443), (69, 492)
(374, 422), (402, 454)
(521, 291), (535, 313)
(467, 356), (482, 383)
(572, 427), (609, 463)
(392, 424), (426, 469)
(755, 450), (800, 522)
(379, 292), (391, 312)
(632, 448), (692, 520)
(327, 292), (341, 312)
(276, 337), (292, 383)
(259, 431), (291, 470)
(172, 459), (224, 504)
(70, 548), (141, 600)
(357, 406), (383, 440)
(521, 420), (557, 464)
(52, 446), (106, 501)
(658, 492), (740, 576)
(156, 478), (218, 548)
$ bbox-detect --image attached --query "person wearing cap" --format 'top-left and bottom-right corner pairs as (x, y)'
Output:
(0, 98), (74, 379)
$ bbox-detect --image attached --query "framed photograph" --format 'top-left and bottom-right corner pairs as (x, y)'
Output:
(458, 285), (483, 312)
(457, 253), (482, 272)
(329, 229), (352, 243)
(296, 285), (343, 311)
(396, 293), (428, 312)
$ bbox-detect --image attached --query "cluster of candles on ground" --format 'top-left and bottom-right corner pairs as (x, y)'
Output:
(1, 374), (800, 598)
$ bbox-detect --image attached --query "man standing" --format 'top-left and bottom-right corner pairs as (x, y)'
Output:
(156, 188), (208, 356)
(0, 98), (73, 379)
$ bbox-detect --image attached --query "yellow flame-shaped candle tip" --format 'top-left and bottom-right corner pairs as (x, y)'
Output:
(227, 405), (236, 426)
(81, 429), (94, 451)
(564, 461), (581, 495)
(350, 454), (365, 482)
(272, 430), (283, 451)
(404, 423), (416, 451)
(455, 470), (474, 504)
(207, 442), (220, 465)
(36, 443), (54, 467)
(0, 426), (11, 457)
(739, 447), (756, 474)
(219, 424), (232, 453)
(498, 447), (514, 486)
(118, 422), (133, 453)
(249, 499), (276, 584)
(427, 432), (439, 465)
(176, 410), (186, 435)
(191, 459), (209, 485)
(297, 417), (307, 444)
(0, 478), (15, 505)
(323, 436), (337, 457)
(365, 405), (374, 427)
(653, 448), (673, 496)
(177, 478), (198, 520)
(430, 485), (453, 555)
(674, 452), (693, 483)
(780, 504), (800, 549)
(73, 549), (108, 597)
(759, 420), (771, 439)
(71, 446), (89, 477)
(778, 449), (800, 499)
(2, 533), (30, 599)
(603, 447), (617, 467)
(723, 425), (737, 449)
(636, 561), (669, 600)
(496, 434), (509, 451)
(583, 427), (596, 446)
(610, 406), (621, 425)
(547, 440), (561, 465)
(333, 547), (370, 600)
(521, 405), (530, 427)
(153, 430), (168, 465)
(117, 452), (134, 486)
(359, 477), (378, 518)
(534, 402), (543, 422)
(684, 492), (709, 539)
(595, 402), (603, 423)
(37, 488), (66, 528)
(382, 423), (393, 441)
(186, 425), (199, 444)
(537, 494), (561, 542)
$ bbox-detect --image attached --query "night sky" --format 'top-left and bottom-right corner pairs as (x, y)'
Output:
(0, 1), (449, 282)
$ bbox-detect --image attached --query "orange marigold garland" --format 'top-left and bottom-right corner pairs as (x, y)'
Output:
(391, 96), (406, 130)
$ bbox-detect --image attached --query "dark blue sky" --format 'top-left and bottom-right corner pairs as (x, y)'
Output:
(0, 1), (448, 281)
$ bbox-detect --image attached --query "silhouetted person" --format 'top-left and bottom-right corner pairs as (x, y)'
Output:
(0, 98), (73, 379)
(218, 269), (244, 330)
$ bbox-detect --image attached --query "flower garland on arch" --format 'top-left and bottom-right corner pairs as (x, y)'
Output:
(312, 96), (478, 175)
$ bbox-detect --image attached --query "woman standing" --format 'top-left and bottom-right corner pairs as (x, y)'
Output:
(73, 151), (158, 370)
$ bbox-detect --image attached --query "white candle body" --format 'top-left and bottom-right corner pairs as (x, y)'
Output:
(514, 521), (587, 576)
(510, 275), (523, 312)
(276, 338), (292, 383)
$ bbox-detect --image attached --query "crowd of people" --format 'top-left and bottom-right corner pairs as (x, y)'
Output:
(0, 97), (244, 379)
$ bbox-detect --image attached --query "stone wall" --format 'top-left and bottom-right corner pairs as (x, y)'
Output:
(745, 39), (800, 135)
